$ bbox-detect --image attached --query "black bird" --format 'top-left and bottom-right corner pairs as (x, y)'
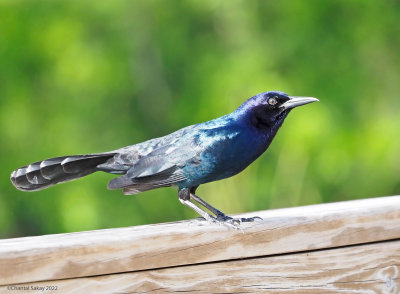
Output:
(10, 91), (318, 225)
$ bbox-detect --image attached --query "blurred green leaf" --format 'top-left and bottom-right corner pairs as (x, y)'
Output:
(1, 0), (399, 237)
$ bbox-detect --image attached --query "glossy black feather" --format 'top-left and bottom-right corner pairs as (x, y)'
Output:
(10, 91), (318, 202)
(11, 153), (115, 191)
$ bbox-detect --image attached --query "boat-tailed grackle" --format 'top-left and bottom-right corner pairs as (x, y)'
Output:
(11, 91), (318, 226)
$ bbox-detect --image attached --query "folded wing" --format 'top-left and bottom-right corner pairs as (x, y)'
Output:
(107, 139), (197, 195)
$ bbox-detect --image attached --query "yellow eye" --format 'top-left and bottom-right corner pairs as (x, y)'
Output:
(268, 97), (278, 105)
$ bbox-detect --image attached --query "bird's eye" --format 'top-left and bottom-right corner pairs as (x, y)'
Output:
(268, 97), (278, 106)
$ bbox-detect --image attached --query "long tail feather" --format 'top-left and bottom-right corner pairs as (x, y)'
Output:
(10, 153), (115, 191)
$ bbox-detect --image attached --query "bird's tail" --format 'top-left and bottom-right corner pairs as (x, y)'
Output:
(10, 153), (116, 191)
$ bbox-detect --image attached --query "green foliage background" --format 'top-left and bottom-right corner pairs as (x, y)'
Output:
(1, 1), (399, 238)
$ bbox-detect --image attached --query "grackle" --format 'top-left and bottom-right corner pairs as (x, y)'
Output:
(11, 91), (318, 226)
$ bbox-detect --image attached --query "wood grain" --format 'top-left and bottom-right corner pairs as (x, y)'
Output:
(4, 240), (399, 293)
(0, 195), (399, 285)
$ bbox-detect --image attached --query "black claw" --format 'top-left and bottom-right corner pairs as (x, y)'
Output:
(216, 214), (233, 222)
(216, 214), (263, 224)
(240, 216), (263, 222)
(196, 214), (262, 229)
(215, 212), (226, 219)
(232, 219), (241, 225)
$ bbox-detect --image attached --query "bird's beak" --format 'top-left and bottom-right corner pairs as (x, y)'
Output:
(280, 96), (319, 110)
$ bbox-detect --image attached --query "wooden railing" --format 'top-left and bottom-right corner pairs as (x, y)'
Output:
(1, 195), (399, 293)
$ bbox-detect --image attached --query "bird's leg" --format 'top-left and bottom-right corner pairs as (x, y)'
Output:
(179, 188), (259, 228)
(179, 189), (241, 229)
(190, 191), (262, 224)
(179, 199), (217, 223)
(189, 192), (240, 225)
(178, 188), (216, 223)
(190, 193), (226, 218)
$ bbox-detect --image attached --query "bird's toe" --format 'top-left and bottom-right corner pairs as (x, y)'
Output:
(240, 216), (263, 222)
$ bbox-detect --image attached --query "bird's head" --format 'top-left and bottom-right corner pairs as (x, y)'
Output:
(236, 91), (319, 131)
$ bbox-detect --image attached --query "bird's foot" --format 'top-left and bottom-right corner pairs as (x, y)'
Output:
(217, 213), (262, 222)
(216, 216), (242, 230)
(216, 214), (263, 226)
(216, 214), (240, 225)
(239, 216), (263, 222)
(195, 214), (241, 230)
(214, 214), (258, 228)
(195, 214), (262, 230)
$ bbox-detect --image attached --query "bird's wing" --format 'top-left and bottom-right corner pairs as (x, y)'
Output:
(107, 118), (235, 193)
(97, 124), (198, 174)
(107, 136), (198, 192)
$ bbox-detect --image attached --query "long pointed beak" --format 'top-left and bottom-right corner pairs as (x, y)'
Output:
(280, 96), (319, 110)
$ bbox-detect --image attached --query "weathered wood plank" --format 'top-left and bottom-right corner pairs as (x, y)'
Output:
(4, 240), (399, 293)
(0, 195), (399, 285)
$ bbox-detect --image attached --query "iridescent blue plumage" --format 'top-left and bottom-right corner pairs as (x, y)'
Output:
(105, 91), (294, 192)
(11, 91), (318, 225)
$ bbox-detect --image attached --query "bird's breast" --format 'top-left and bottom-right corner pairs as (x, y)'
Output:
(180, 126), (269, 187)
